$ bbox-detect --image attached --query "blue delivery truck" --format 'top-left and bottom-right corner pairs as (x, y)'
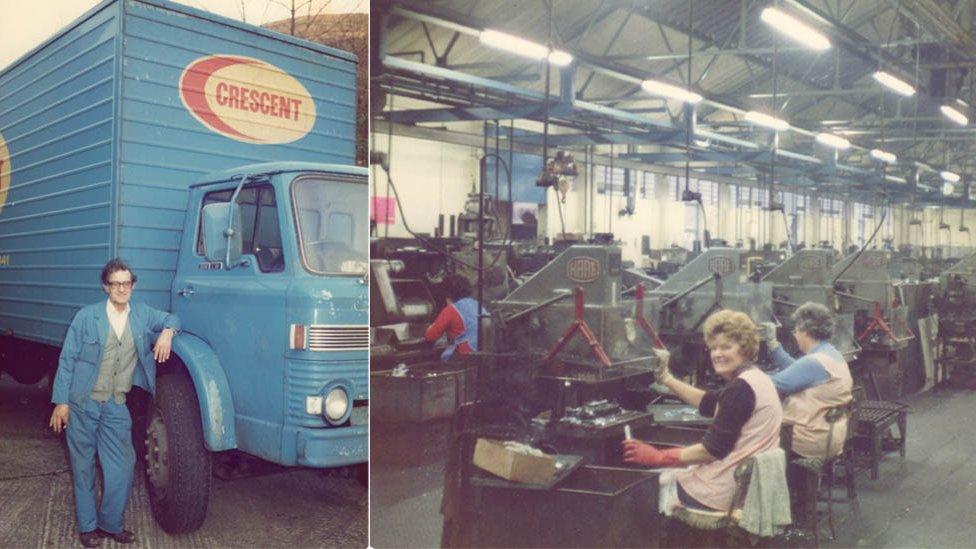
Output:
(0, 0), (368, 533)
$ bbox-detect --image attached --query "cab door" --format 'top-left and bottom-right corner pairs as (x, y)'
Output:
(172, 182), (291, 462)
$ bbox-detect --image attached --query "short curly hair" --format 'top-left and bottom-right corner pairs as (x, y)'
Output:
(101, 258), (137, 285)
(702, 309), (760, 361)
(791, 302), (835, 341)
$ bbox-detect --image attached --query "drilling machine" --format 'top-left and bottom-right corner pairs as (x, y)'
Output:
(831, 250), (915, 399)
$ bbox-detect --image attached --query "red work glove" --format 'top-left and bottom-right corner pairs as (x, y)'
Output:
(621, 440), (683, 467)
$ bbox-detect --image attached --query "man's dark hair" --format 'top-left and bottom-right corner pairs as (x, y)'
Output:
(101, 258), (138, 285)
(445, 274), (473, 301)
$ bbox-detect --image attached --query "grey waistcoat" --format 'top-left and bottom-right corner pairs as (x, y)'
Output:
(90, 321), (138, 404)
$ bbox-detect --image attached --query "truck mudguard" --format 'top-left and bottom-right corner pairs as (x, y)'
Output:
(171, 332), (237, 451)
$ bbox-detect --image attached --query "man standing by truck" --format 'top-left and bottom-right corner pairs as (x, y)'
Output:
(49, 259), (180, 547)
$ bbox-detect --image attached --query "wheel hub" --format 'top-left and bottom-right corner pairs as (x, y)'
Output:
(146, 411), (170, 494)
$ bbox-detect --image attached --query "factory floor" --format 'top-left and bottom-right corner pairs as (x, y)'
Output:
(0, 375), (367, 548)
(371, 385), (976, 548)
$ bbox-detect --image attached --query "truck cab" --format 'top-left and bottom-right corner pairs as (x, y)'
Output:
(146, 162), (368, 531)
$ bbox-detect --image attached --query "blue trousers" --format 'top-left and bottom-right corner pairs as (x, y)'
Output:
(66, 397), (135, 534)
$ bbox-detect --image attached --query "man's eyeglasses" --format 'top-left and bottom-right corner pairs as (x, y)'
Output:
(106, 280), (134, 290)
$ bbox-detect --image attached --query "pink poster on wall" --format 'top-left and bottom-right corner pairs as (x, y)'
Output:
(371, 196), (396, 225)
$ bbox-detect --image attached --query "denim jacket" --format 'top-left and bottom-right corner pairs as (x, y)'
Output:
(51, 301), (181, 404)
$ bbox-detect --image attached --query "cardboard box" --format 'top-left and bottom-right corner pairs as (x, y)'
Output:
(473, 438), (556, 485)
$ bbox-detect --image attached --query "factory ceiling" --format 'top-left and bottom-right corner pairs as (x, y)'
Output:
(373, 0), (976, 209)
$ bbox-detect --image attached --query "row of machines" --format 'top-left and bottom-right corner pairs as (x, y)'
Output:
(370, 226), (971, 545)
(935, 252), (976, 381)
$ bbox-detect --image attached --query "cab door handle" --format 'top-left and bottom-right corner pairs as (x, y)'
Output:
(178, 287), (196, 297)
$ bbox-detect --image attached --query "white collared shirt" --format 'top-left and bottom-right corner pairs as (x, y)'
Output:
(106, 299), (130, 340)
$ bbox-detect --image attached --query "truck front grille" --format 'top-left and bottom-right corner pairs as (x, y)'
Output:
(308, 325), (369, 351)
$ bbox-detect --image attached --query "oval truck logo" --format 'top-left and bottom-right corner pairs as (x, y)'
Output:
(0, 131), (9, 217)
(567, 256), (600, 283)
(179, 55), (316, 144)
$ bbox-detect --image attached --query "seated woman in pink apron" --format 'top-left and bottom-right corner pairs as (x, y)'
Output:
(759, 302), (853, 460)
(621, 309), (784, 513)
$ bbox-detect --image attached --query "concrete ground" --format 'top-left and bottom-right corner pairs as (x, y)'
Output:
(370, 387), (976, 548)
(0, 375), (367, 549)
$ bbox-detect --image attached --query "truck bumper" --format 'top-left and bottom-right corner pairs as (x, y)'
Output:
(289, 424), (368, 468)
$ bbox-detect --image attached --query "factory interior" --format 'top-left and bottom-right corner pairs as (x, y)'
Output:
(368, 1), (976, 547)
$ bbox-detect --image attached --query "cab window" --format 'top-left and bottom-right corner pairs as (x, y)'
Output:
(196, 184), (284, 273)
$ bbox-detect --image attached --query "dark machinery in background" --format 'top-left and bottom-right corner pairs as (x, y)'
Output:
(645, 248), (775, 384)
(369, 256), (442, 370)
(831, 250), (916, 400)
(643, 246), (693, 280)
(761, 249), (859, 362)
(742, 246), (789, 282)
(935, 252), (976, 381)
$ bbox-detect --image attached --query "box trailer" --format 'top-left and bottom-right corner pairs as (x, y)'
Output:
(0, 0), (368, 533)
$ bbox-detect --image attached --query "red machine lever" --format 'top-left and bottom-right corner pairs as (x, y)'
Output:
(635, 283), (666, 349)
(546, 287), (613, 368)
(857, 301), (914, 343)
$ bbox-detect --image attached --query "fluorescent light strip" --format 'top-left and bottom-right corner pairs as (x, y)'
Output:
(870, 149), (897, 164)
(760, 7), (830, 51)
(641, 79), (703, 104)
(548, 50), (574, 67)
(872, 71), (915, 96)
(941, 170), (960, 183)
(940, 104), (969, 126)
(815, 132), (851, 150)
(479, 29), (573, 66)
(744, 110), (789, 131)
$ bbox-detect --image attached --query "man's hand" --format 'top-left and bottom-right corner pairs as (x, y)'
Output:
(621, 440), (683, 467)
(652, 347), (674, 384)
(153, 328), (175, 362)
(50, 404), (70, 433)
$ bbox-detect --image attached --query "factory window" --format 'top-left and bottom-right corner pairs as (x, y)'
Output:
(820, 197), (843, 217)
(684, 201), (701, 248)
(699, 180), (719, 205)
(855, 202), (885, 246)
(784, 192), (808, 245)
(639, 171), (655, 199)
(731, 184), (753, 207)
(596, 165), (627, 195)
(672, 176), (719, 204)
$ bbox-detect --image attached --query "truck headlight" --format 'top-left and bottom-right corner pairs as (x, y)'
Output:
(324, 387), (349, 424)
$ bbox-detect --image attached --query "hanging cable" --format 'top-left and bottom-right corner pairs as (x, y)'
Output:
(384, 93), (395, 238)
(541, 0), (566, 241)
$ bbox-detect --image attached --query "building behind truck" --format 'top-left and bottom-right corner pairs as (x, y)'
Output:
(0, 0), (368, 534)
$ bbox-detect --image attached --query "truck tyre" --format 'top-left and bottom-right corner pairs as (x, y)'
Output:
(145, 374), (212, 533)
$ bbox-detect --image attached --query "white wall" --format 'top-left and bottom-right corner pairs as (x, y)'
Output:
(370, 135), (478, 238)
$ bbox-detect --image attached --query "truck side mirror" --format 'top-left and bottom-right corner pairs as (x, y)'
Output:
(202, 202), (243, 267)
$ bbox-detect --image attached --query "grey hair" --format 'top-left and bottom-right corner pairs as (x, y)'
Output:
(791, 302), (835, 341)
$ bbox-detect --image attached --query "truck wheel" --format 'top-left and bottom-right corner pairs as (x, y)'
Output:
(145, 374), (212, 533)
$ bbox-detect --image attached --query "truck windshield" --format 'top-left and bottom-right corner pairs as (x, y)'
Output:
(291, 175), (368, 275)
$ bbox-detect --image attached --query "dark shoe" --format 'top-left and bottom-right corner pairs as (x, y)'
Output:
(96, 528), (136, 544)
(79, 531), (102, 548)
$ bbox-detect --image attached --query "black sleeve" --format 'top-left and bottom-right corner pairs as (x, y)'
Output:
(698, 389), (721, 417)
(700, 379), (756, 460)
